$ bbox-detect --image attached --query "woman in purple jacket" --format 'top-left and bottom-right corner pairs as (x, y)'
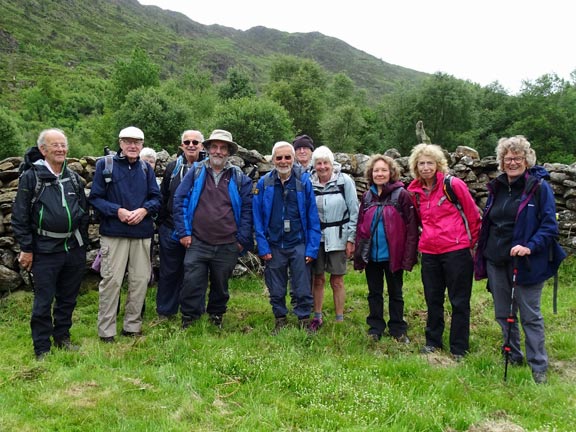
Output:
(354, 155), (418, 342)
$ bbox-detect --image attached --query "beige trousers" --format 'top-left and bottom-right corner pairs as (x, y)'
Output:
(97, 236), (151, 337)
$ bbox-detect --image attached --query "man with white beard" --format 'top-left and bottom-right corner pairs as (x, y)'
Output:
(253, 141), (321, 334)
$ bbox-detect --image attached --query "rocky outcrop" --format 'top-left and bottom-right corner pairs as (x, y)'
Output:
(1, 145), (574, 294)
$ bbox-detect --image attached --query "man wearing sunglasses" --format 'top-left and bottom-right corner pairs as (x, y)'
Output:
(155, 130), (205, 320)
(253, 141), (321, 334)
(173, 129), (253, 330)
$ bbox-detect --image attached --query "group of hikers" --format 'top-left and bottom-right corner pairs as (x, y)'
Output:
(12, 127), (566, 384)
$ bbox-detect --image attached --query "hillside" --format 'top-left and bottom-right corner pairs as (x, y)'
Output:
(0, 0), (426, 105)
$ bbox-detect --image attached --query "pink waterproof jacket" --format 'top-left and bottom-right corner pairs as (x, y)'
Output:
(408, 171), (481, 255)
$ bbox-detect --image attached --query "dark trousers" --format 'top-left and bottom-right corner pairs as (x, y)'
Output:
(421, 248), (473, 355)
(365, 261), (407, 338)
(264, 243), (312, 320)
(30, 247), (86, 355)
(156, 224), (186, 316)
(180, 238), (239, 320)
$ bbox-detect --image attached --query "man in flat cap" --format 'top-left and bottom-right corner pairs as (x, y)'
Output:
(173, 129), (253, 329)
(89, 126), (161, 342)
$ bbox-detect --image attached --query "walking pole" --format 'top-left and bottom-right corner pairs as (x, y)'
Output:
(503, 257), (518, 382)
(553, 272), (558, 314)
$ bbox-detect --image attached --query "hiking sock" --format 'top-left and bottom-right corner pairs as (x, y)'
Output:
(335, 314), (344, 322)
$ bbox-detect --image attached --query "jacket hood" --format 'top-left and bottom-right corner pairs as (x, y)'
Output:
(369, 180), (404, 197)
(528, 165), (550, 181)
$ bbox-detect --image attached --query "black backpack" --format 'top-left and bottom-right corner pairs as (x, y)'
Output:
(19, 146), (82, 212)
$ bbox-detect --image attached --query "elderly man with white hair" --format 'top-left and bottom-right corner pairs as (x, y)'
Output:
(253, 141), (321, 334)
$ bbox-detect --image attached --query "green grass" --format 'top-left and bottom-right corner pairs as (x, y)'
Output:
(1, 258), (575, 431)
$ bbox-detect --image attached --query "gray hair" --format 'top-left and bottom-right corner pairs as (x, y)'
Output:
(311, 145), (334, 167)
(37, 128), (68, 148)
(139, 147), (157, 161)
(272, 141), (295, 158)
(495, 135), (536, 170)
(181, 130), (204, 142)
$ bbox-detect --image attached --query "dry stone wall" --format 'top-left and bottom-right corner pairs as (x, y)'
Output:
(1, 145), (574, 294)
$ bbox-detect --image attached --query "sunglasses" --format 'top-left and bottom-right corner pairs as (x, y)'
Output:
(275, 155), (293, 161)
(183, 140), (201, 146)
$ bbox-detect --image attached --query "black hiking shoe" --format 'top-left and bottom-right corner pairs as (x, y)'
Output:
(209, 314), (223, 329)
(54, 338), (80, 351)
(271, 316), (288, 335)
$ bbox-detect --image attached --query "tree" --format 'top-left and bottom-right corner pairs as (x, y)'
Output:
(265, 56), (327, 142)
(114, 87), (191, 151)
(218, 67), (256, 101)
(208, 97), (294, 155)
(0, 108), (23, 160)
(507, 74), (576, 163)
(320, 104), (366, 153)
(108, 48), (160, 110)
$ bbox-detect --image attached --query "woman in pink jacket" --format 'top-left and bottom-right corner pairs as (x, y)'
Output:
(407, 144), (481, 360)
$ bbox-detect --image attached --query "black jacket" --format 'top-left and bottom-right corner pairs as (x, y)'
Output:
(12, 160), (89, 254)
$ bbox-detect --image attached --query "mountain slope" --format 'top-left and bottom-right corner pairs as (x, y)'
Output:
(0, 0), (426, 102)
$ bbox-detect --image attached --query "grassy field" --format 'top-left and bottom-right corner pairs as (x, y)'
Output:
(0, 257), (575, 432)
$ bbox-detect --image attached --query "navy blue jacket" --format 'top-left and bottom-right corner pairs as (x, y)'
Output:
(474, 166), (566, 285)
(89, 153), (160, 239)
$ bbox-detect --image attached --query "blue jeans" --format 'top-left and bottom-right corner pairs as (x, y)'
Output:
(30, 247), (86, 355)
(421, 249), (473, 355)
(156, 224), (186, 316)
(264, 243), (312, 319)
(180, 238), (239, 320)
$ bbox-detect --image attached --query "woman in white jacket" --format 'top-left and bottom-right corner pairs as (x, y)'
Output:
(308, 146), (359, 332)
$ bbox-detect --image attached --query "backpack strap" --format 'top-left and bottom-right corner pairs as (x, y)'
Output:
(443, 174), (472, 242)
(315, 176), (349, 238)
(103, 154), (114, 183)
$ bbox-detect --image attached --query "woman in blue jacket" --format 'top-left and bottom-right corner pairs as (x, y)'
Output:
(474, 136), (566, 384)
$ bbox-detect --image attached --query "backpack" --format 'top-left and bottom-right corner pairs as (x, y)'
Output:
(414, 174), (474, 242)
(313, 176), (350, 238)
(102, 153), (148, 184)
(19, 146), (82, 212)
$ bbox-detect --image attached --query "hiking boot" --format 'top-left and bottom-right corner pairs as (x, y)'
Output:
(393, 334), (410, 344)
(298, 317), (311, 330)
(182, 316), (198, 330)
(532, 370), (547, 384)
(368, 333), (381, 342)
(271, 316), (288, 335)
(121, 329), (142, 337)
(420, 345), (438, 354)
(307, 317), (323, 334)
(100, 336), (115, 343)
(209, 314), (223, 329)
(54, 338), (80, 351)
(35, 351), (49, 361)
(452, 354), (465, 363)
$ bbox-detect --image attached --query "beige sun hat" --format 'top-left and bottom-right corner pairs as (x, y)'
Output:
(203, 129), (238, 155)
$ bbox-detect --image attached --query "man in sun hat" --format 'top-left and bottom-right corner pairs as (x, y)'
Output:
(292, 134), (315, 173)
(89, 126), (161, 343)
(173, 129), (253, 330)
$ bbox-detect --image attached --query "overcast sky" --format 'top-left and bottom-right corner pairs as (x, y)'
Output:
(139, 0), (574, 94)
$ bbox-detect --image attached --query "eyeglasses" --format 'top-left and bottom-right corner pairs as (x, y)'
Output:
(183, 140), (201, 146)
(503, 156), (524, 165)
(120, 138), (143, 146)
(275, 155), (293, 161)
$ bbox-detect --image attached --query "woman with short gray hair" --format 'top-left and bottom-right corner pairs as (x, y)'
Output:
(474, 135), (566, 383)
